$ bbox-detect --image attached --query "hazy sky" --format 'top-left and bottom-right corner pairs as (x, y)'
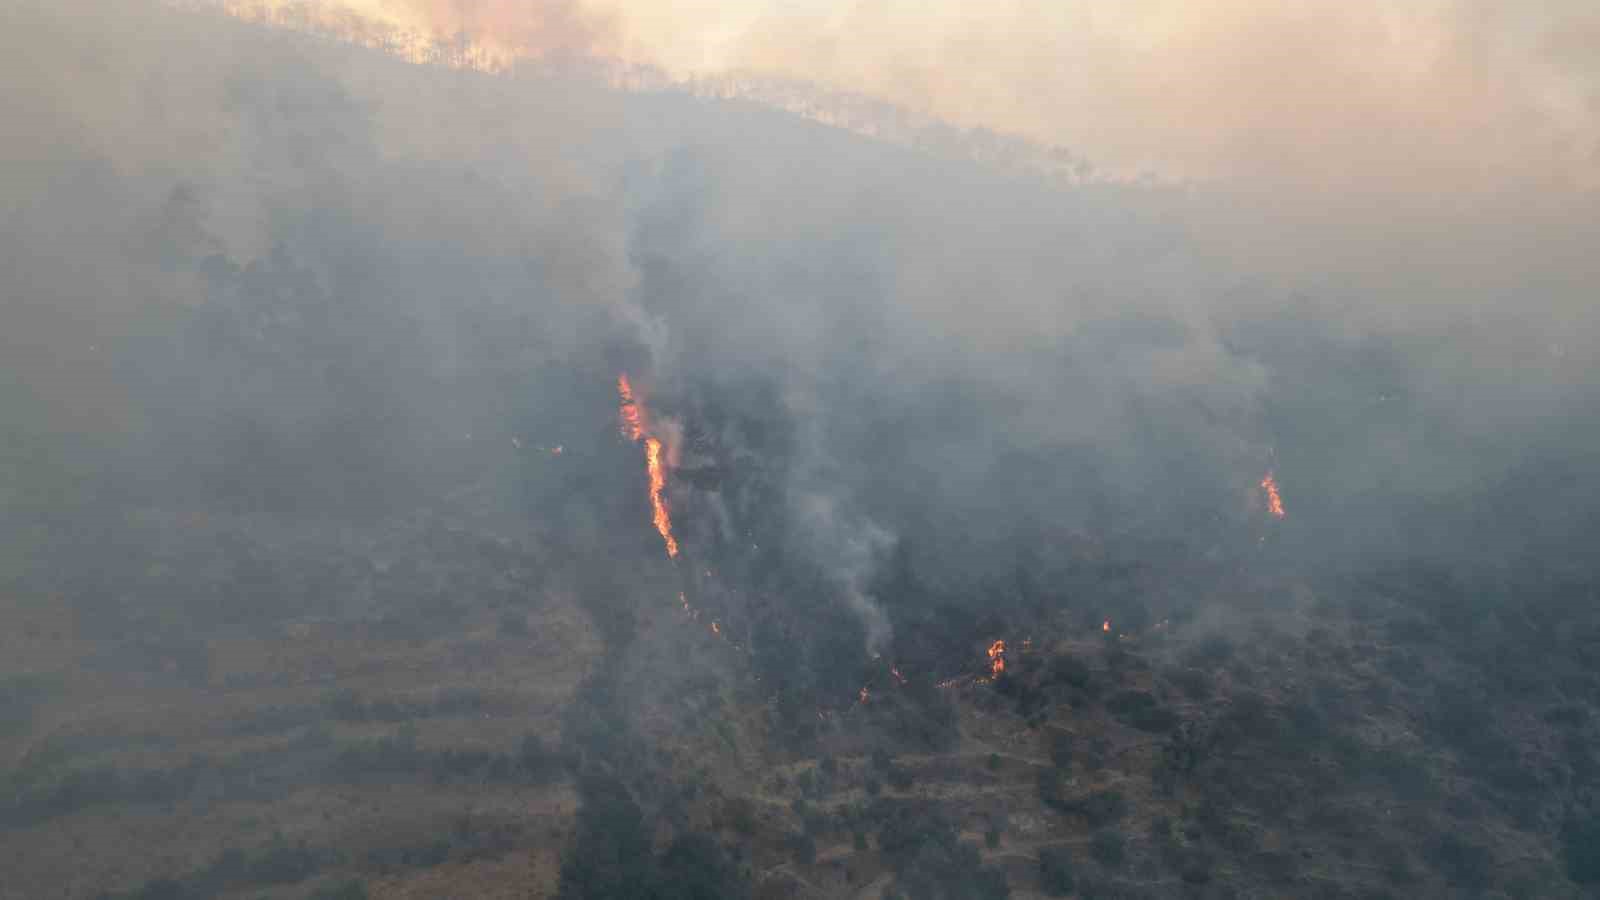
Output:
(5, 0), (1597, 580)
(219, 0), (1600, 188)
(207, 0), (1600, 349)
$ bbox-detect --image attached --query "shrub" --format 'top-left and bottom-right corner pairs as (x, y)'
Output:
(1178, 848), (1213, 884)
(1426, 832), (1489, 886)
(1171, 667), (1212, 700)
(656, 833), (748, 900)
(1048, 655), (1092, 689)
(1074, 790), (1128, 827)
(1036, 769), (1066, 810)
(1564, 816), (1600, 884)
(1189, 635), (1235, 668)
(1047, 732), (1073, 770)
(310, 880), (369, 900)
(1089, 830), (1125, 868)
(886, 766), (914, 791)
(498, 611), (528, 637)
(1038, 846), (1075, 896)
(247, 843), (322, 885)
(1128, 705), (1178, 733)
(789, 832), (817, 866)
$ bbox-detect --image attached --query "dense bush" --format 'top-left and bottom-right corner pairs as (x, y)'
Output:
(1073, 790), (1129, 828)
(309, 880), (369, 900)
(1089, 830), (1125, 868)
(0, 675), (50, 736)
(876, 805), (1008, 900)
(1038, 846), (1075, 896)
(1563, 815), (1600, 884)
(1047, 655), (1093, 689)
(1048, 731), (1074, 769)
(1425, 832), (1490, 886)
(1036, 768), (1066, 810)
(655, 833), (750, 900)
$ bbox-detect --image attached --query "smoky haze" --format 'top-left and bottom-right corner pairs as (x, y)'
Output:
(2, 1), (1599, 897)
(9, 1), (1593, 572)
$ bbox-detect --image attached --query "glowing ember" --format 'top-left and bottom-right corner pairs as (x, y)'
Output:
(1102, 620), (1111, 633)
(859, 686), (870, 703)
(616, 374), (679, 558)
(1260, 471), (1286, 518)
(987, 639), (1006, 677)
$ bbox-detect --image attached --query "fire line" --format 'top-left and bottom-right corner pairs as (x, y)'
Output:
(1260, 471), (1286, 518)
(617, 374), (679, 558)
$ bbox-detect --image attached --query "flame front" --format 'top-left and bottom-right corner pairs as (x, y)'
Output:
(987, 639), (1006, 677)
(1260, 471), (1286, 518)
(617, 374), (644, 441)
(644, 437), (679, 557)
(617, 374), (679, 558)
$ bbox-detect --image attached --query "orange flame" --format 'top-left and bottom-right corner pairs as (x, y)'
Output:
(987, 639), (1006, 677)
(616, 374), (679, 559)
(1260, 471), (1286, 518)
(645, 437), (678, 558)
(1102, 619), (1111, 633)
(617, 374), (644, 441)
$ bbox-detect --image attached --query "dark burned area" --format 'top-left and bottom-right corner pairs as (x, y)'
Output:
(4, 3), (1600, 900)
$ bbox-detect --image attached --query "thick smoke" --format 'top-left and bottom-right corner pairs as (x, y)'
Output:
(4, 0), (1598, 642)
